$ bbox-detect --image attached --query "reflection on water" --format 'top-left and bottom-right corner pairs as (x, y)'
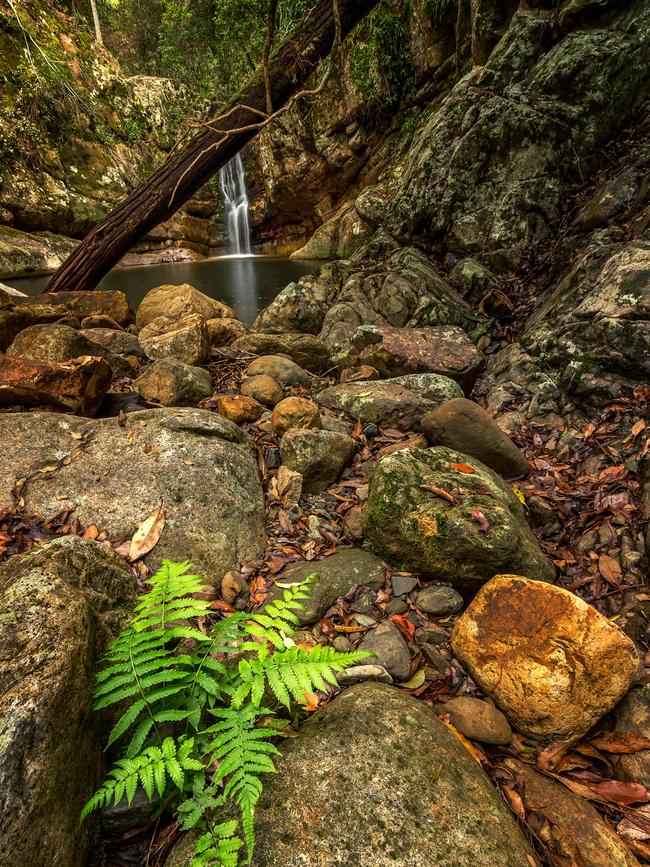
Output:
(4, 255), (322, 326)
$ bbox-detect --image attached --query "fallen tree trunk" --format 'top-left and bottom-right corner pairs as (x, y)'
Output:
(48, 0), (379, 294)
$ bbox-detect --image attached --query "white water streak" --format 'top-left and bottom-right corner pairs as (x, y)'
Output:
(218, 154), (252, 256)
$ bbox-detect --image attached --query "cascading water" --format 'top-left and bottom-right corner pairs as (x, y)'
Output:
(218, 154), (252, 256)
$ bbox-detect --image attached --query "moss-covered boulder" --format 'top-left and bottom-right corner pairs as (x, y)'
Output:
(364, 446), (554, 590)
(167, 682), (538, 866)
(0, 536), (136, 867)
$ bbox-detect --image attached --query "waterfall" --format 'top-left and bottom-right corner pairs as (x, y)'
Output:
(218, 154), (252, 256)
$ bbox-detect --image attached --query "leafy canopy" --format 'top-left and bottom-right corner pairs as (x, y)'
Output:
(82, 560), (367, 866)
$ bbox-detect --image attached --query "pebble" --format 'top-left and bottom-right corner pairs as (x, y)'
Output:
(333, 635), (351, 653)
(337, 664), (394, 686)
(434, 696), (512, 745)
(385, 598), (409, 615)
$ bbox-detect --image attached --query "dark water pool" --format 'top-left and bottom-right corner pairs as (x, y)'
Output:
(3, 256), (321, 326)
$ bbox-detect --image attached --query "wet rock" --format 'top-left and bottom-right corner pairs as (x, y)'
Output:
(359, 621), (411, 681)
(610, 686), (650, 789)
(133, 358), (212, 407)
(136, 283), (233, 329)
(0, 354), (112, 416)
(364, 447), (554, 591)
(167, 683), (537, 866)
(415, 584), (464, 616)
(217, 394), (265, 424)
(245, 355), (310, 387)
(240, 373), (284, 407)
(6, 323), (134, 377)
(0, 408), (266, 584)
(138, 313), (209, 365)
(206, 317), (247, 346)
(434, 697), (512, 745)
(220, 570), (250, 610)
(0, 537), (136, 867)
(0, 290), (131, 350)
(340, 364), (380, 383)
(232, 332), (330, 372)
(316, 374), (462, 431)
(420, 398), (529, 478)
(271, 396), (321, 437)
(451, 575), (639, 742)
(384, 598), (408, 615)
(280, 428), (355, 493)
(267, 548), (385, 625)
(344, 324), (482, 393)
(332, 635), (351, 653)
(503, 758), (639, 867)
(415, 624), (451, 647)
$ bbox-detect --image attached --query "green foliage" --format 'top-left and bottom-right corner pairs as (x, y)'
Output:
(423, 0), (457, 23)
(82, 560), (367, 866)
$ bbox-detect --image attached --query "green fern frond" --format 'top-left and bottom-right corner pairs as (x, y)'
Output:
(242, 577), (314, 649)
(192, 821), (243, 867)
(81, 737), (199, 823)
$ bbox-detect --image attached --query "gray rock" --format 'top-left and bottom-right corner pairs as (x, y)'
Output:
(267, 548), (385, 625)
(280, 428), (355, 493)
(337, 664), (393, 686)
(316, 374), (461, 431)
(364, 446), (555, 591)
(391, 573), (417, 596)
(81, 327), (144, 359)
(384, 598), (409, 615)
(434, 696), (512, 745)
(449, 258), (499, 304)
(0, 408), (266, 585)
(415, 584), (464, 616)
(420, 398), (530, 478)
(359, 621), (411, 681)
(133, 358), (212, 407)
(166, 683), (538, 866)
(0, 537), (136, 867)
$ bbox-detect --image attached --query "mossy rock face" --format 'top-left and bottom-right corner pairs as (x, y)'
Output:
(168, 682), (538, 866)
(364, 446), (554, 591)
(0, 536), (136, 867)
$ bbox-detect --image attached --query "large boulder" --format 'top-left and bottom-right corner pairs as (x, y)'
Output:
(0, 536), (136, 867)
(0, 408), (266, 584)
(451, 575), (639, 742)
(0, 354), (112, 416)
(167, 683), (538, 866)
(138, 314), (209, 365)
(343, 324), (482, 393)
(280, 428), (355, 493)
(420, 398), (529, 478)
(266, 548), (385, 625)
(136, 283), (233, 329)
(316, 374), (462, 431)
(522, 240), (650, 396)
(364, 447), (554, 590)
(6, 323), (134, 377)
(133, 358), (213, 407)
(0, 290), (131, 350)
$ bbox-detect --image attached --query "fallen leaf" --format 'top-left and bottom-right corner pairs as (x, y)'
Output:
(599, 554), (622, 584)
(401, 669), (426, 690)
(537, 740), (570, 772)
(631, 419), (646, 438)
(470, 508), (489, 532)
(445, 722), (483, 764)
(128, 503), (166, 561)
(451, 463), (475, 474)
(502, 785), (526, 821)
(589, 779), (649, 805)
(589, 732), (650, 753)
